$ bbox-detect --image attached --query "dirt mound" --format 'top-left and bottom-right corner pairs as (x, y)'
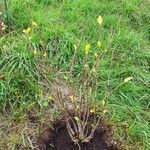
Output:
(37, 115), (120, 150)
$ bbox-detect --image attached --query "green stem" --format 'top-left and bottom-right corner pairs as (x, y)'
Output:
(4, 0), (10, 30)
(4, 0), (8, 12)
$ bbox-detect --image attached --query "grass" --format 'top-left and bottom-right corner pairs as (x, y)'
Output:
(0, 0), (150, 149)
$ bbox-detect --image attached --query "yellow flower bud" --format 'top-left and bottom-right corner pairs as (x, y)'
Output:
(97, 15), (103, 25)
(32, 21), (38, 28)
(48, 96), (52, 100)
(123, 77), (133, 83)
(74, 116), (80, 122)
(84, 44), (91, 55)
(97, 41), (102, 48)
(104, 49), (108, 53)
(103, 110), (108, 114)
(73, 44), (77, 51)
(43, 52), (47, 57)
(23, 27), (31, 34)
(69, 95), (77, 101)
(63, 75), (68, 80)
(90, 108), (96, 113)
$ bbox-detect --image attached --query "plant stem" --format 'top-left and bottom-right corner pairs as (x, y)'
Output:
(4, 0), (10, 30)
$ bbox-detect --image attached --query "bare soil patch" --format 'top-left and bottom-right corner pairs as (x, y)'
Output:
(37, 114), (120, 150)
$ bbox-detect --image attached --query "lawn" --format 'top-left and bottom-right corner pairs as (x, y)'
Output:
(0, 0), (150, 149)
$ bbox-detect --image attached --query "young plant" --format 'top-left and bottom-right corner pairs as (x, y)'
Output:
(39, 15), (133, 149)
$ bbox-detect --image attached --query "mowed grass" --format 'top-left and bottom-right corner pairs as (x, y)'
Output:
(0, 0), (150, 149)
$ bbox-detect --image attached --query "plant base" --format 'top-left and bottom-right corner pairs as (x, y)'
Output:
(37, 114), (120, 150)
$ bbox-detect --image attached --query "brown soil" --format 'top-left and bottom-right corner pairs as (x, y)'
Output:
(37, 115), (120, 150)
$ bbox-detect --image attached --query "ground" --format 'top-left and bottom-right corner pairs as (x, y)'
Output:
(0, 0), (150, 150)
(37, 114), (120, 150)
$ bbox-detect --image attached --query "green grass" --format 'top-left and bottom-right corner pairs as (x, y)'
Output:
(0, 0), (150, 149)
